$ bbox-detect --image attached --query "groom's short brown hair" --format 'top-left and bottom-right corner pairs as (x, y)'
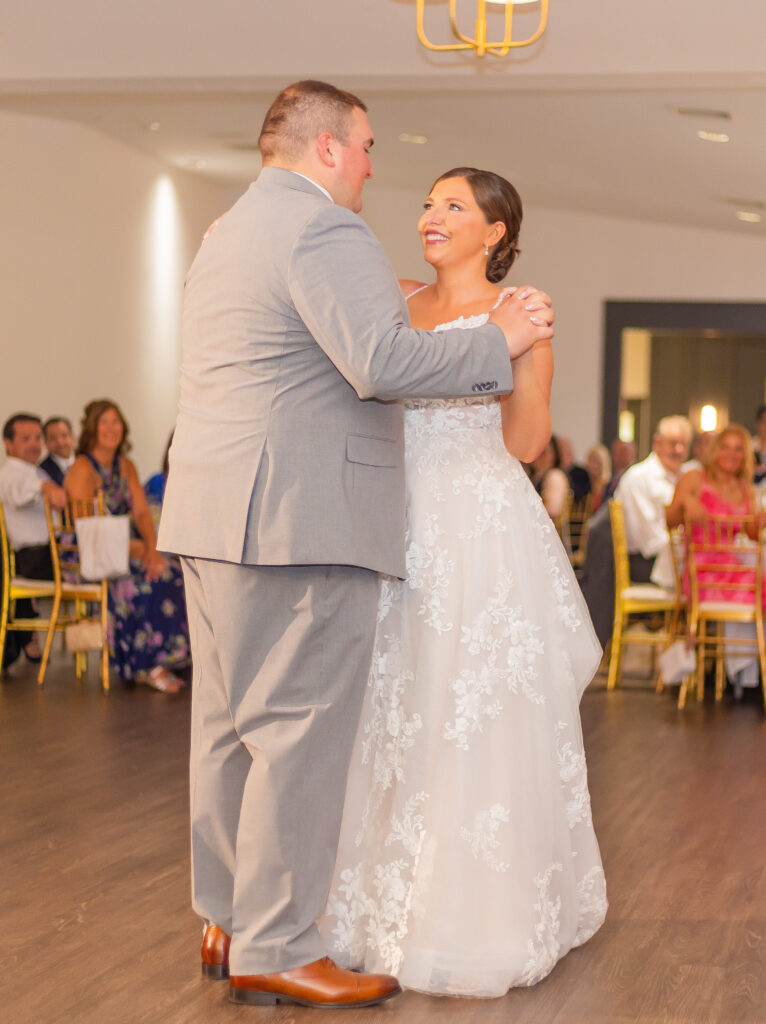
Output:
(258, 80), (367, 163)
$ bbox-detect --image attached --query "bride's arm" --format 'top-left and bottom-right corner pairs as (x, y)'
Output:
(499, 340), (553, 463)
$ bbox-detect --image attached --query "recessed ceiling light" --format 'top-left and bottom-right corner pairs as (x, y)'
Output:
(736, 210), (762, 223)
(723, 196), (765, 210)
(146, 121), (161, 132)
(696, 130), (730, 143)
(676, 107), (731, 120)
(398, 133), (428, 145)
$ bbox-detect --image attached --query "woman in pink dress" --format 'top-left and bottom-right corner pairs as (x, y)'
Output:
(667, 424), (766, 693)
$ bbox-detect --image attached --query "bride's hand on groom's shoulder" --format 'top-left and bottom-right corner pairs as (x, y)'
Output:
(489, 285), (555, 360)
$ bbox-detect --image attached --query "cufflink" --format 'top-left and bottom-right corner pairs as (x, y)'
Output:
(471, 381), (498, 393)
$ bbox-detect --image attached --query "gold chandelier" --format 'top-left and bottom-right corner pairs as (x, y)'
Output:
(416, 0), (549, 59)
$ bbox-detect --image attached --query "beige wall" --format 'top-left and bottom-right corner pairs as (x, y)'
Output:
(0, 111), (235, 476)
(2, 116), (765, 475)
(362, 184), (766, 460)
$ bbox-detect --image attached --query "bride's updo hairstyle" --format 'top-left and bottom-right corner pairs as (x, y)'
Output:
(432, 167), (522, 284)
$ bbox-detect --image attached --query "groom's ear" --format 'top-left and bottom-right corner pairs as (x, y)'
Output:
(316, 131), (337, 168)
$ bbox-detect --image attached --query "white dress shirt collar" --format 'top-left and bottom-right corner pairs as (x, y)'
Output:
(290, 172), (333, 203)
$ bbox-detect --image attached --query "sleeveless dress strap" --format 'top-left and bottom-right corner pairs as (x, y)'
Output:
(83, 452), (121, 486)
(83, 452), (105, 479)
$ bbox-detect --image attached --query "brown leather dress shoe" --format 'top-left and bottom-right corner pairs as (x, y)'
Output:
(201, 924), (230, 980)
(229, 956), (401, 1007)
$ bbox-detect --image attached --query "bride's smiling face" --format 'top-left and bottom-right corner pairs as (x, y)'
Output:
(418, 176), (504, 270)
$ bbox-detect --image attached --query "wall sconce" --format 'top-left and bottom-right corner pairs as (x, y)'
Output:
(618, 410), (635, 443)
(700, 405), (718, 432)
(416, 0), (549, 59)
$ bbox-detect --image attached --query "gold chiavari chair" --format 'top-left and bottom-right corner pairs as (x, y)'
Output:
(683, 512), (765, 709)
(607, 500), (685, 691)
(660, 522), (696, 705)
(568, 492), (593, 576)
(0, 500), (59, 685)
(43, 495), (110, 692)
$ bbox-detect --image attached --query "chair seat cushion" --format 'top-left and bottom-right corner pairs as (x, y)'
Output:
(11, 576), (56, 593)
(623, 584), (676, 603)
(698, 601), (757, 616)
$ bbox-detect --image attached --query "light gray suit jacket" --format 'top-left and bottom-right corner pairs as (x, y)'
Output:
(158, 167), (513, 578)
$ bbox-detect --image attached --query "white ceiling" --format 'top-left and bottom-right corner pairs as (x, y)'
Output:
(2, 0), (765, 234)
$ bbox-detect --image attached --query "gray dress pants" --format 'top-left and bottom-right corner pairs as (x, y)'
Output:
(181, 557), (380, 975)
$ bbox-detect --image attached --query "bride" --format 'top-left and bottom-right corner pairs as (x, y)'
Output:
(321, 167), (607, 998)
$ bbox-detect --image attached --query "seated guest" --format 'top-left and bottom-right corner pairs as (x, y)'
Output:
(144, 432), (173, 507)
(604, 439), (636, 500)
(557, 435), (591, 503)
(0, 413), (67, 666)
(39, 416), (76, 485)
(667, 424), (766, 696)
(529, 436), (570, 519)
(682, 430), (715, 474)
(585, 443), (611, 512)
(65, 400), (189, 694)
(615, 415), (692, 583)
(752, 404), (766, 482)
(580, 422), (689, 646)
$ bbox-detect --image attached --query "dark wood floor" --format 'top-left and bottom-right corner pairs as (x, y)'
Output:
(2, 650), (765, 1024)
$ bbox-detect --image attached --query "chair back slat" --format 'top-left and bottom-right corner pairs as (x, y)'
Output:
(45, 492), (106, 582)
(685, 512), (764, 612)
(608, 499), (631, 593)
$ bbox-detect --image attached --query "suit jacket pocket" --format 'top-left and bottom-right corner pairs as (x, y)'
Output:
(346, 434), (399, 468)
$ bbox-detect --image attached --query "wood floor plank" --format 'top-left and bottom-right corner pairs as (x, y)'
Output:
(1, 654), (765, 1023)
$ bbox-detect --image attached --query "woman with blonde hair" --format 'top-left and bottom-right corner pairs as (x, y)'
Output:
(667, 423), (766, 696)
(585, 443), (612, 512)
(65, 399), (189, 692)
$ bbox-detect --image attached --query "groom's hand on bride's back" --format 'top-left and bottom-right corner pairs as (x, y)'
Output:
(488, 286), (554, 360)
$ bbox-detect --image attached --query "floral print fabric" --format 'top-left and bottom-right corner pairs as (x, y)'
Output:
(74, 455), (188, 681)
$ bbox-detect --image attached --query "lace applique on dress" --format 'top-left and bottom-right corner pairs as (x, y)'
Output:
(323, 307), (606, 997)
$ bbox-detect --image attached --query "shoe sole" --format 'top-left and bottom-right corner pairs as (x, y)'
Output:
(201, 963), (229, 980)
(229, 985), (401, 1008)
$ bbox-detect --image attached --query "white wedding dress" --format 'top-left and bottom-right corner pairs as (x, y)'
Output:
(321, 310), (607, 998)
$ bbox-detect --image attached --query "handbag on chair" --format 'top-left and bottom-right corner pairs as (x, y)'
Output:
(65, 619), (105, 651)
(74, 515), (130, 580)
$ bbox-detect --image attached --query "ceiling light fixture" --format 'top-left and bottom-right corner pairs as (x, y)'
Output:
(398, 132), (429, 144)
(736, 210), (762, 223)
(146, 121), (161, 132)
(416, 0), (547, 59)
(696, 130), (730, 143)
(700, 405), (718, 432)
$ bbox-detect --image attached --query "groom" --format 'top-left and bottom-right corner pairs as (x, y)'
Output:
(159, 79), (554, 1008)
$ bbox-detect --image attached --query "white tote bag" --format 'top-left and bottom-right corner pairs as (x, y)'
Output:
(658, 640), (697, 685)
(75, 515), (130, 580)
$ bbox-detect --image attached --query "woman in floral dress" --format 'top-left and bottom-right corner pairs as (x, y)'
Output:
(322, 169), (607, 997)
(65, 400), (189, 692)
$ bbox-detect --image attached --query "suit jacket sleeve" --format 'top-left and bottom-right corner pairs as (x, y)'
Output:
(287, 205), (513, 401)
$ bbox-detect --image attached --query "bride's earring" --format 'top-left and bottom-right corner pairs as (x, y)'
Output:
(484, 243), (489, 257)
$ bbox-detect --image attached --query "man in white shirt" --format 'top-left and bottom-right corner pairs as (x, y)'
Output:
(0, 413), (66, 666)
(615, 415), (692, 582)
(39, 416), (76, 486)
(580, 416), (691, 644)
